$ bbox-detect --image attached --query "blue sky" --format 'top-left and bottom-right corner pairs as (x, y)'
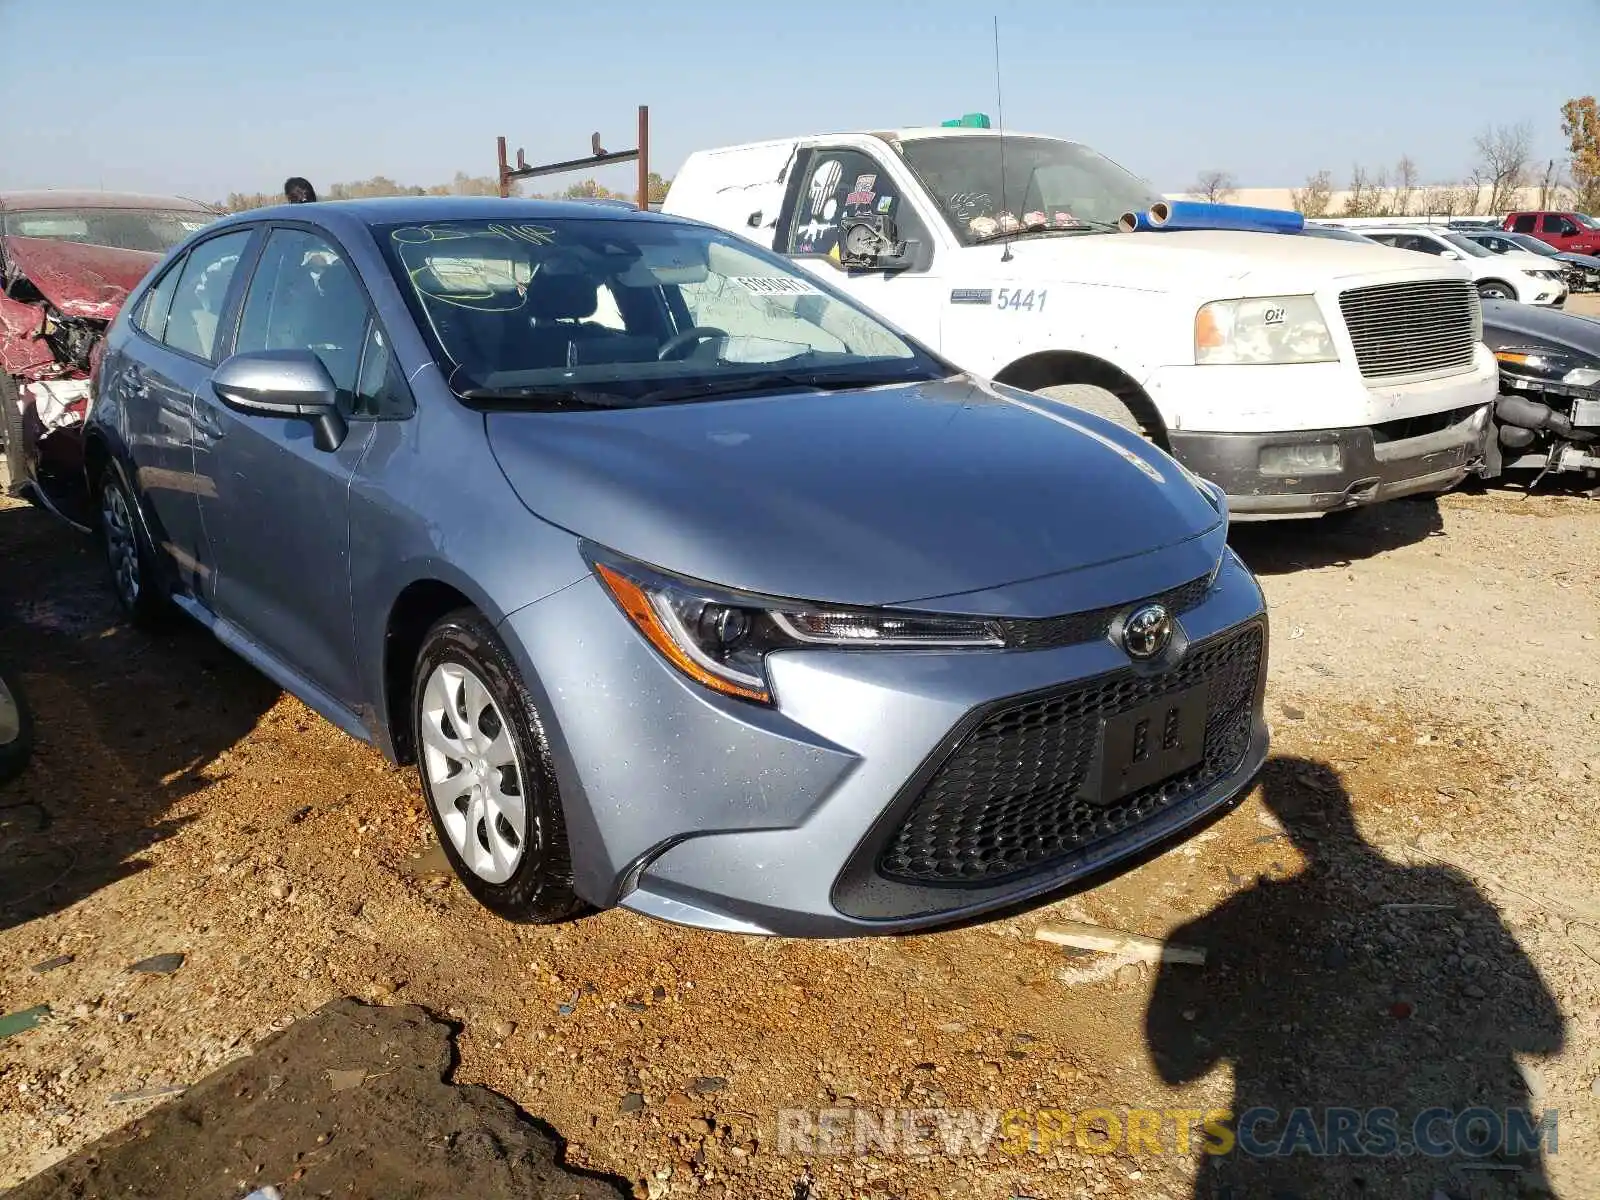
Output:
(0, 0), (1587, 201)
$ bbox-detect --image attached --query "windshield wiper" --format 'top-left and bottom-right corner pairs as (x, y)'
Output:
(634, 368), (939, 405)
(456, 385), (635, 409)
(969, 219), (1120, 245)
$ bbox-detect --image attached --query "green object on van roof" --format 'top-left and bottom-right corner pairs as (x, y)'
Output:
(940, 113), (991, 128)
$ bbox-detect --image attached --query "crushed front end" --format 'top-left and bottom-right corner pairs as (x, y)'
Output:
(0, 237), (157, 523)
(1485, 349), (1600, 487)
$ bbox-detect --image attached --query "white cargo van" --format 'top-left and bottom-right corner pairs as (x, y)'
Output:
(663, 126), (1499, 518)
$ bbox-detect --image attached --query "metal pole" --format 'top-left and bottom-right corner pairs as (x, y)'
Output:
(497, 136), (510, 199)
(637, 105), (650, 211)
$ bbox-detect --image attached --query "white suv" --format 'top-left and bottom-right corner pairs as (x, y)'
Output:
(1361, 227), (1567, 306)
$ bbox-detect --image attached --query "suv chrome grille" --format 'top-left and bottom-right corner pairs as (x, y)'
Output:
(1338, 280), (1479, 380)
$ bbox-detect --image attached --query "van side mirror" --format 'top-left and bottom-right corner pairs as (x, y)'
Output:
(839, 217), (918, 272)
(1439, 250), (1460, 260)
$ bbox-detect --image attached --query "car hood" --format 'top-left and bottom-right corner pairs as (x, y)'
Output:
(954, 229), (1466, 295)
(1492, 251), (1562, 273)
(1555, 250), (1600, 269)
(1480, 299), (1600, 357)
(486, 375), (1223, 612)
(2, 236), (160, 321)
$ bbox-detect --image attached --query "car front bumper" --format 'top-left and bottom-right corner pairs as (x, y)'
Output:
(1168, 404), (1493, 519)
(499, 547), (1269, 937)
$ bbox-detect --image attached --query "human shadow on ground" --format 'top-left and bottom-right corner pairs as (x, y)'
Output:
(1228, 495), (1446, 576)
(1146, 756), (1566, 1200)
(0, 500), (278, 932)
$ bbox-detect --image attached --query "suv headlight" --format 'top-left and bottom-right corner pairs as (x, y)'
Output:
(1528, 269), (1563, 282)
(1195, 296), (1337, 366)
(591, 552), (1003, 705)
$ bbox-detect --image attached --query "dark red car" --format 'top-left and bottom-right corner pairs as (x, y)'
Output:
(0, 190), (218, 523)
(1501, 211), (1600, 257)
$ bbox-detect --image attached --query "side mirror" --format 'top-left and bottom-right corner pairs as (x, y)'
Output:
(1439, 250), (1460, 260)
(839, 217), (915, 272)
(212, 349), (348, 452)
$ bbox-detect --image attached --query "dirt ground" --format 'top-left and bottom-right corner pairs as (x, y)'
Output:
(1, 475), (1597, 1197)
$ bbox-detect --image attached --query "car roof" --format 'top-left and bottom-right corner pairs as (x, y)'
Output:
(204, 195), (695, 235)
(0, 190), (216, 212)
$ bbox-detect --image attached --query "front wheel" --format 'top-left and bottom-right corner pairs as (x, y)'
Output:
(1476, 281), (1516, 301)
(412, 609), (583, 923)
(0, 670), (33, 786)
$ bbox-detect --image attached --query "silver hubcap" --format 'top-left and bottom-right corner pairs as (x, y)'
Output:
(0, 676), (19, 746)
(102, 484), (139, 607)
(419, 662), (527, 884)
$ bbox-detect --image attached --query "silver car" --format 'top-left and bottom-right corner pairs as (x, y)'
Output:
(85, 197), (1269, 936)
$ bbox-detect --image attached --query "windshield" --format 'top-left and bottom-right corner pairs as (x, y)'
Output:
(1301, 226), (1374, 243)
(1505, 233), (1558, 256)
(1439, 231), (1493, 258)
(897, 135), (1159, 244)
(378, 217), (945, 404)
(2, 207), (216, 253)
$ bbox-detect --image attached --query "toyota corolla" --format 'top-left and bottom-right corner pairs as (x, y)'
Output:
(84, 197), (1269, 936)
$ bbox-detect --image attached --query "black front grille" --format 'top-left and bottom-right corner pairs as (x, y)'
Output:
(879, 623), (1263, 887)
(998, 573), (1213, 650)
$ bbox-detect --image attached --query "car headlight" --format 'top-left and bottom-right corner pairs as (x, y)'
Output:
(1494, 348), (1600, 385)
(1194, 296), (1337, 366)
(591, 553), (1003, 705)
(1528, 269), (1563, 282)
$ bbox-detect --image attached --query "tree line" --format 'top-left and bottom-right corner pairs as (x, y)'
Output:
(1187, 94), (1600, 218)
(217, 171), (671, 212)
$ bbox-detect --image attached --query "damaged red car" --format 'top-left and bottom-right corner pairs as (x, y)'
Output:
(0, 191), (218, 524)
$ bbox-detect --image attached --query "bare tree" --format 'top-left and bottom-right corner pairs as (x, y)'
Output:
(1291, 169), (1334, 217)
(1535, 159), (1564, 209)
(1392, 156), (1419, 216)
(1189, 169), (1237, 204)
(1472, 122), (1534, 214)
(1341, 165), (1383, 217)
(1370, 166), (1392, 216)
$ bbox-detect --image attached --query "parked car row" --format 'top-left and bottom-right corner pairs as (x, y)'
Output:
(0, 123), (1584, 934)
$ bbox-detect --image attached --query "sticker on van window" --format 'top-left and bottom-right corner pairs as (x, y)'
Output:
(845, 174), (877, 207)
(731, 276), (822, 297)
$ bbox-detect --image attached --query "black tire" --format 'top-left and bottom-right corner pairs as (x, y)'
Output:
(411, 608), (583, 923)
(95, 466), (169, 630)
(1477, 280), (1516, 300)
(0, 669), (34, 787)
(1036, 383), (1152, 440)
(1, 374), (28, 498)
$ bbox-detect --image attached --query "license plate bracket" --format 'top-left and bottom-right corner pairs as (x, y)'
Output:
(1091, 683), (1209, 804)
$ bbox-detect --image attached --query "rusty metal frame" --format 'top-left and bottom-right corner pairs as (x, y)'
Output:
(497, 105), (650, 208)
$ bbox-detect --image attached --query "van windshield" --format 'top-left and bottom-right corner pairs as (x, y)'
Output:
(378, 217), (946, 405)
(897, 135), (1160, 244)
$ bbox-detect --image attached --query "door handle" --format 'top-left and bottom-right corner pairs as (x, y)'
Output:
(191, 390), (226, 440)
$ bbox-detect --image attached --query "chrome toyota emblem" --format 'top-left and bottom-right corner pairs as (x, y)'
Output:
(1122, 604), (1173, 660)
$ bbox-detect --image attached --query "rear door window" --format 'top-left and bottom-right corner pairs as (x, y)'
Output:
(1511, 215), (1537, 233)
(161, 231), (252, 361)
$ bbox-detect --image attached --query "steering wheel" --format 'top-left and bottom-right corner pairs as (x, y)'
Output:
(657, 326), (727, 362)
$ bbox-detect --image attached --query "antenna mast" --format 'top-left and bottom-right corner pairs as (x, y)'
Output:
(993, 16), (1013, 263)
